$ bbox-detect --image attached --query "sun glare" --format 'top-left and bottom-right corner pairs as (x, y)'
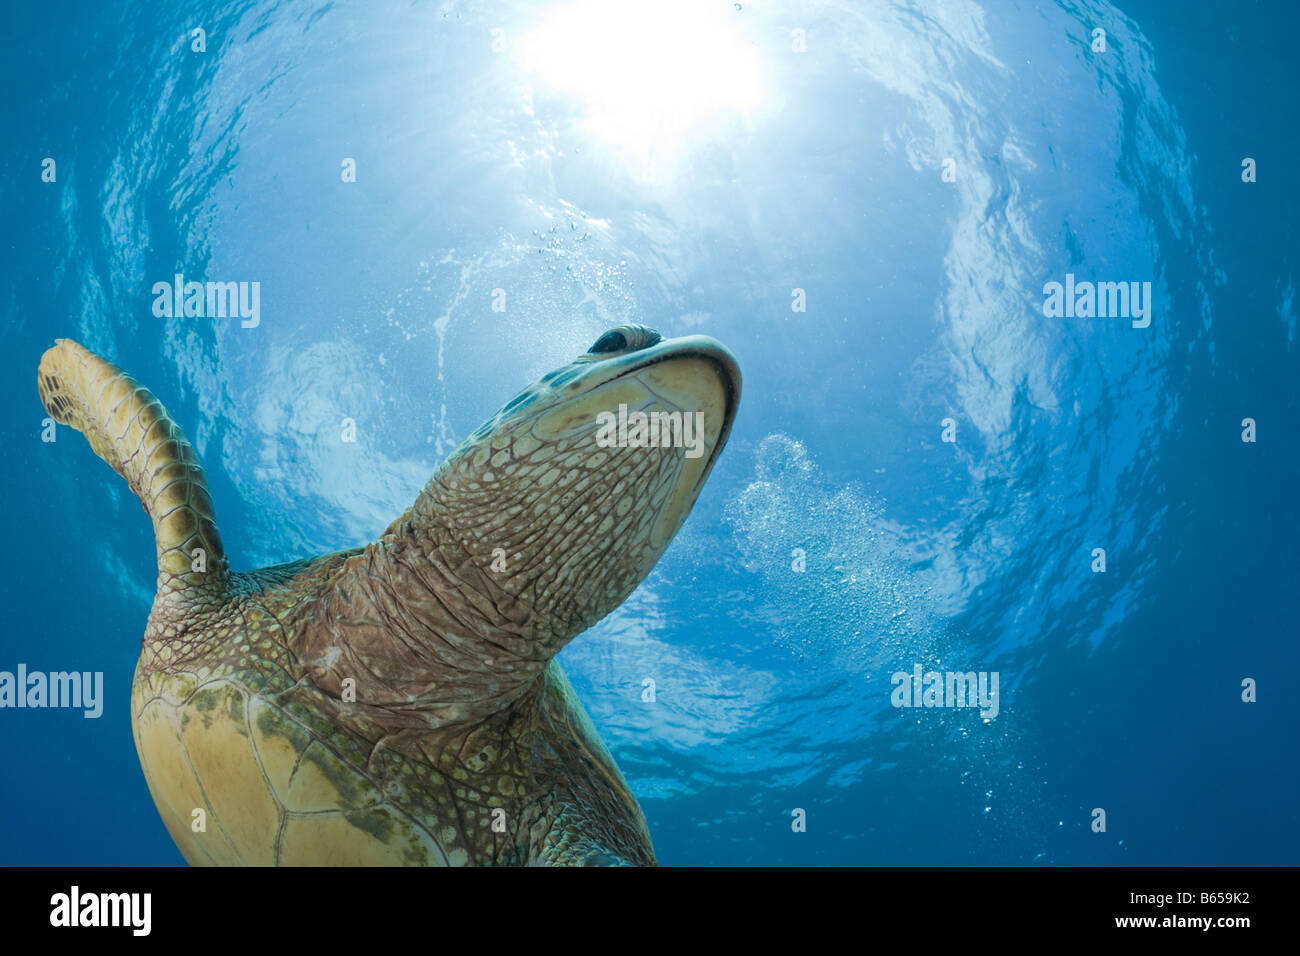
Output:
(515, 0), (767, 181)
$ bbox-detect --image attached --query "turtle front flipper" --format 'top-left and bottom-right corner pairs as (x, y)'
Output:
(38, 338), (228, 599)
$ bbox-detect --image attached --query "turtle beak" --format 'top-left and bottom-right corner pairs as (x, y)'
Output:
(624, 335), (740, 481)
(607, 335), (741, 549)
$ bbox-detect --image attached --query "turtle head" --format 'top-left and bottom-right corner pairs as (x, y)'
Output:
(416, 324), (740, 651)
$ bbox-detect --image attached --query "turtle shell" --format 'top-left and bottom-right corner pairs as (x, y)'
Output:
(132, 670), (453, 865)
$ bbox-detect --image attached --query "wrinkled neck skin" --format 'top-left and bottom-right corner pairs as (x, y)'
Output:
(292, 505), (555, 733)
(292, 442), (675, 733)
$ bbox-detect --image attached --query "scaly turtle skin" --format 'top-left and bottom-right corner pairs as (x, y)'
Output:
(37, 325), (739, 866)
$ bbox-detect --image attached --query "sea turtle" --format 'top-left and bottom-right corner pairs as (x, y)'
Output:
(37, 325), (739, 866)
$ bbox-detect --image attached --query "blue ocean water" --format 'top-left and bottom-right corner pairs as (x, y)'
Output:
(1, 0), (1295, 866)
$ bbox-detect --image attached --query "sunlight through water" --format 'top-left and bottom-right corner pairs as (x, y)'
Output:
(515, 0), (768, 180)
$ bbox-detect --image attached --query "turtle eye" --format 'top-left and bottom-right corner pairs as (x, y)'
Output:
(587, 324), (662, 355)
(588, 330), (627, 353)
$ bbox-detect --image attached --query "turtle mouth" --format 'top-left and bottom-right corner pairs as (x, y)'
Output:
(599, 334), (741, 485)
(517, 332), (741, 494)
(557, 334), (739, 554)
